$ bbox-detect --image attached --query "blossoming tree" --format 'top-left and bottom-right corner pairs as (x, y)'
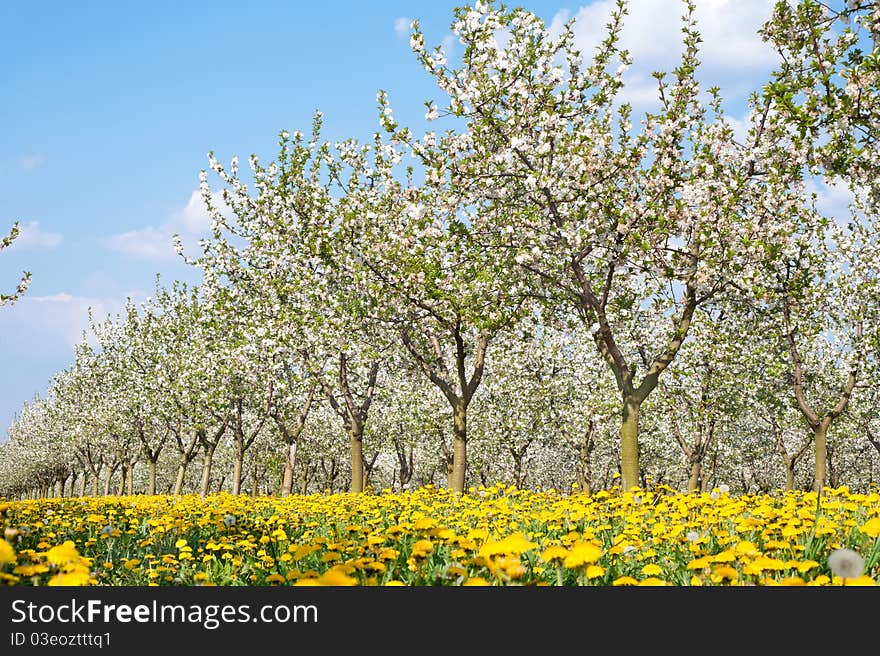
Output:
(386, 0), (802, 489)
(1, 222), (30, 306)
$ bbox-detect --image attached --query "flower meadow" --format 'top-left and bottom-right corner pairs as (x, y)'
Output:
(1, 485), (879, 587)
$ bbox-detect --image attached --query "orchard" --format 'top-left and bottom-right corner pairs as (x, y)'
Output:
(2, 1), (880, 586)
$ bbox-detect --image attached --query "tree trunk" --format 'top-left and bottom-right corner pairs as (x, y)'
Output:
(813, 421), (828, 494)
(687, 459), (702, 494)
(449, 404), (468, 494)
(281, 442), (297, 497)
(79, 472), (87, 497)
(620, 397), (640, 491)
(783, 457), (795, 491)
(103, 465), (116, 496)
(173, 459), (189, 495)
(147, 459), (158, 495)
(512, 454), (524, 489)
(117, 463), (127, 496)
(127, 463), (135, 495)
(251, 463), (259, 498)
(232, 451), (243, 496)
(350, 426), (364, 493)
(200, 443), (217, 498)
(93, 470), (101, 497)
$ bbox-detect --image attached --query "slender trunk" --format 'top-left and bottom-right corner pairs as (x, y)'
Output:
(173, 457), (191, 495)
(117, 462), (127, 496)
(687, 459), (701, 494)
(513, 454), (524, 489)
(620, 397), (640, 491)
(251, 463), (259, 498)
(813, 421), (828, 494)
(147, 459), (157, 495)
(200, 443), (217, 498)
(102, 464), (117, 496)
(79, 473), (87, 498)
(350, 425), (364, 493)
(785, 463), (795, 492)
(300, 466), (311, 495)
(92, 470), (101, 497)
(281, 442), (297, 497)
(127, 463), (134, 495)
(232, 451), (243, 496)
(451, 404), (467, 494)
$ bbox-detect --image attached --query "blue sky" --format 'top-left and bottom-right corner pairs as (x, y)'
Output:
(1, 0), (829, 435)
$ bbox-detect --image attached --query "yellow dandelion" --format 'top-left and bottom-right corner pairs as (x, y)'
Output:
(411, 540), (434, 558)
(0, 539), (15, 565)
(462, 577), (491, 586)
(541, 545), (569, 563)
(640, 563), (663, 577)
(638, 577), (668, 586)
(859, 517), (880, 538)
(478, 532), (537, 558)
(585, 565), (605, 580)
(563, 542), (603, 568)
(46, 541), (80, 566)
(48, 568), (91, 586)
(612, 576), (638, 586)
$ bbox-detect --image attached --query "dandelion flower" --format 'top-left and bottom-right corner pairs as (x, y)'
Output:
(0, 539), (15, 565)
(827, 548), (864, 580)
(46, 541), (80, 566)
(859, 517), (880, 538)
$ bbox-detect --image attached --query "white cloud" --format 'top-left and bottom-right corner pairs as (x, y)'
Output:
(394, 17), (411, 39)
(0, 290), (138, 434)
(556, 0), (779, 109)
(441, 34), (457, 57)
(102, 190), (226, 262)
(6, 221), (63, 251)
(0, 292), (127, 349)
(18, 154), (46, 170)
(809, 178), (856, 221)
(724, 112), (750, 145)
(103, 226), (173, 261)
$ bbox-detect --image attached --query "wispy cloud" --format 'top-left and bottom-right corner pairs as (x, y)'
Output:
(103, 226), (173, 261)
(808, 178), (856, 222)
(0, 291), (134, 435)
(553, 0), (779, 110)
(441, 34), (457, 57)
(102, 190), (226, 262)
(18, 153), (46, 170)
(0, 292), (128, 350)
(394, 17), (411, 39)
(5, 221), (63, 251)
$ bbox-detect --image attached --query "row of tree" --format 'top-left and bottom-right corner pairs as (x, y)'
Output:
(2, 0), (879, 498)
